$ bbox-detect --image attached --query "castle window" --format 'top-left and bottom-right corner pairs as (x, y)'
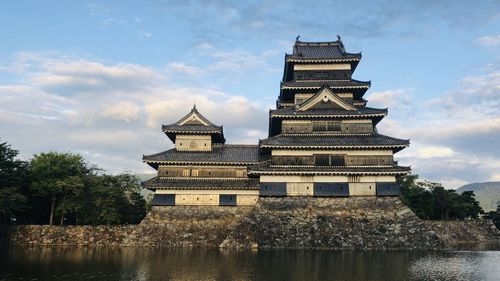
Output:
(315, 155), (345, 166)
(315, 71), (329, 79)
(315, 155), (329, 166)
(151, 194), (175, 206)
(313, 121), (341, 132)
(220, 194), (237, 206)
(330, 156), (344, 166)
(313, 183), (349, 196)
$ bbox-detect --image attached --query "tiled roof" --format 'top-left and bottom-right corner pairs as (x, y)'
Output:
(143, 177), (259, 190)
(259, 134), (409, 151)
(162, 105), (225, 143)
(281, 80), (371, 89)
(143, 144), (262, 164)
(270, 107), (387, 117)
(288, 40), (361, 60)
(249, 161), (411, 175)
(171, 105), (219, 127)
(162, 124), (222, 133)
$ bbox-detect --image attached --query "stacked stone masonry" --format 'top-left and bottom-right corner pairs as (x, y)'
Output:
(2, 197), (499, 249)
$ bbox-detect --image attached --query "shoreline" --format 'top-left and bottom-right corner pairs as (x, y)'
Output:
(2, 198), (499, 250)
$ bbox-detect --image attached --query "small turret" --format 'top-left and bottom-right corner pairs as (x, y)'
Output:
(161, 106), (225, 151)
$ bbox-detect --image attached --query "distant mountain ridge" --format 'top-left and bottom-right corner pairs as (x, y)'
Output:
(456, 182), (500, 212)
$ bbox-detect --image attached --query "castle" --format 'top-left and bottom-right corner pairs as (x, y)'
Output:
(143, 37), (410, 206)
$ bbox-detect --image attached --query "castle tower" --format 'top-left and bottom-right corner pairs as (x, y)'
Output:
(143, 105), (260, 206)
(250, 37), (410, 196)
(142, 37), (410, 206)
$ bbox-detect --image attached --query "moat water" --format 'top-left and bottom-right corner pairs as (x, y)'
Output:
(1, 246), (499, 281)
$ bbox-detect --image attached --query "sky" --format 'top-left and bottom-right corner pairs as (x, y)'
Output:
(0, 0), (499, 188)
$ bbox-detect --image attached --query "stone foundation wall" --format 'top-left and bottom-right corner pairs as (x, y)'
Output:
(426, 220), (500, 244)
(129, 205), (254, 247)
(1, 197), (498, 249)
(0, 225), (135, 246)
(222, 197), (443, 249)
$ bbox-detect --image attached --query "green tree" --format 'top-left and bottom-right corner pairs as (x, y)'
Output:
(398, 175), (434, 219)
(124, 191), (147, 224)
(457, 191), (483, 219)
(30, 152), (90, 225)
(399, 175), (484, 221)
(0, 141), (29, 223)
(88, 173), (145, 225)
(484, 204), (500, 230)
(427, 183), (455, 220)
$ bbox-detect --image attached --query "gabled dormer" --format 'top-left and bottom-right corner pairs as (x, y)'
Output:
(162, 105), (225, 151)
(296, 86), (357, 111)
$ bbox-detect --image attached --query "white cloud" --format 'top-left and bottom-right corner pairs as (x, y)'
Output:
(232, 129), (267, 144)
(416, 145), (455, 159)
(365, 89), (414, 115)
(196, 42), (215, 50)
(439, 178), (469, 190)
(408, 118), (500, 141)
(166, 62), (203, 76)
(2, 51), (498, 186)
(379, 66), (500, 188)
(209, 49), (271, 72)
(100, 17), (125, 27)
(0, 53), (268, 174)
(138, 30), (152, 38)
(86, 2), (110, 17)
(67, 130), (141, 146)
(166, 47), (279, 80)
(101, 101), (141, 122)
(476, 35), (500, 46)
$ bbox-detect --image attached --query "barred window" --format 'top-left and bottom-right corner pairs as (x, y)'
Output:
(312, 121), (341, 132)
(315, 155), (345, 166)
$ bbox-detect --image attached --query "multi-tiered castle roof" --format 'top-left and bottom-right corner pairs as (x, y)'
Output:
(143, 36), (410, 205)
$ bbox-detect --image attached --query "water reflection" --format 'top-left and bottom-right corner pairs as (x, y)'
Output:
(0, 246), (499, 281)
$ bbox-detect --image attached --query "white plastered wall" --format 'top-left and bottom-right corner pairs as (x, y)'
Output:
(271, 150), (394, 156)
(349, 183), (376, 196)
(260, 175), (396, 196)
(156, 189), (258, 206)
(175, 135), (211, 151)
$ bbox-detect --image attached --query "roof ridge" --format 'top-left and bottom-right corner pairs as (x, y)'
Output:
(160, 177), (256, 181)
(143, 148), (175, 158)
(281, 80), (371, 86)
(373, 133), (410, 142)
(214, 144), (259, 147)
(164, 107), (220, 127)
(295, 40), (342, 46)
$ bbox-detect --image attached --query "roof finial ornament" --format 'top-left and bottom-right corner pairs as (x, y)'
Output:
(337, 34), (341, 41)
(192, 104), (197, 111)
(296, 35), (301, 42)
